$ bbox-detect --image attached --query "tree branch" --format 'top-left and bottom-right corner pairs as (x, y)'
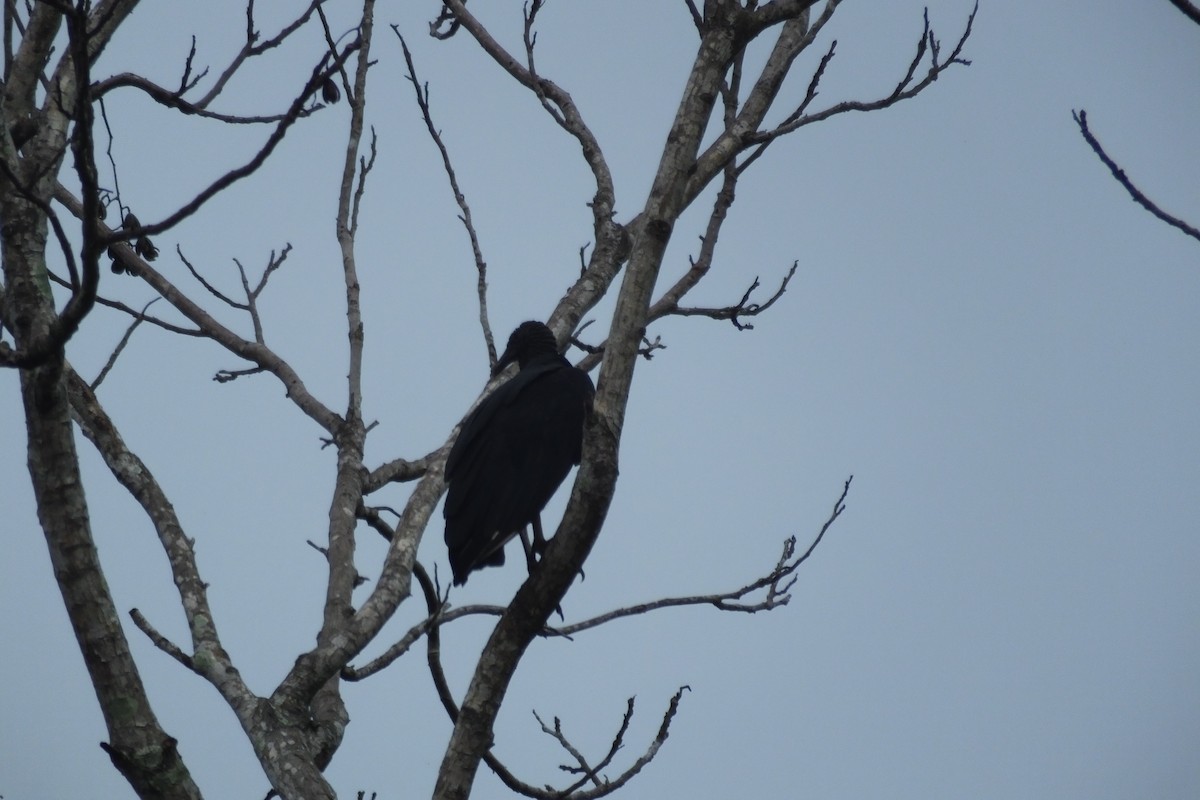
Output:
(1073, 109), (1200, 244)
(92, 72), (322, 124)
(350, 475), (849, 680)
(430, 0), (617, 266)
(90, 297), (158, 389)
(395, 26), (496, 366)
(66, 365), (251, 700)
(130, 609), (198, 674)
(670, 260), (798, 330)
(362, 553), (689, 800)
(98, 37), (362, 244)
(1166, 0), (1200, 26)
(682, 1), (975, 215)
(192, 0), (331, 110)
(363, 454), (432, 492)
(745, 3), (975, 147)
(53, 185), (345, 433)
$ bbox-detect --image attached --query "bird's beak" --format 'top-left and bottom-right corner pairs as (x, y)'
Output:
(492, 346), (516, 377)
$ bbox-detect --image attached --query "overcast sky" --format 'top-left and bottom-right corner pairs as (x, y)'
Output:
(2, 1), (1198, 799)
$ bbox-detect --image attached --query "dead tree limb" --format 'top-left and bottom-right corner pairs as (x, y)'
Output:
(1073, 109), (1200, 245)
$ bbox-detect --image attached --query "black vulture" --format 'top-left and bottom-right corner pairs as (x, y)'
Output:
(443, 321), (595, 585)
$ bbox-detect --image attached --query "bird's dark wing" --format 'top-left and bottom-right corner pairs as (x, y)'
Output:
(444, 357), (594, 584)
(445, 359), (562, 482)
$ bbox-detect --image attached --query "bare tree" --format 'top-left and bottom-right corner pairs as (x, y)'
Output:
(1, 2), (974, 798)
(1073, 0), (1200, 246)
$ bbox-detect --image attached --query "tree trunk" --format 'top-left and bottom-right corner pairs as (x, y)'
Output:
(4, 158), (202, 800)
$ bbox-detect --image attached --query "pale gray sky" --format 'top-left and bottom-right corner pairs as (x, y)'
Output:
(2, 2), (1198, 798)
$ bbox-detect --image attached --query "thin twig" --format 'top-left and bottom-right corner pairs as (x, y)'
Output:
(177, 246), (246, 310)
(748, 3), (974, 147)
(430, 0), (616, 246)
(684, 0), (703, 33)
(46, 267), (204, 335)
(393, 27), (496, 366)
(251, 245), (293, 298)
(130, 609), (197, 673)
(96, 37), (362, 245)
(307, 540), (369, 587)
(1073, 109), (1200, 244)
(55, 186), (344, 434)
(317, 4), (360, 107)
(91, 298), (159, 389)
(532, 710), (602, 788)
(350, 127), (377, 238)
(522, 0), (567, 129)
(348, 477), (850, 680)
(213, 366), (266, 383)
(193, 0), (330, 109)
(671, 260), (798, 330)
(233, 259), (265, 342)
(92, 73), (318, 124)
(558, 698), (634, 792)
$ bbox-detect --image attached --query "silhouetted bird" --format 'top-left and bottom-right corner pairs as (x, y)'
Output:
(444, 321), (595, 586)
(123, 211), (158, 262)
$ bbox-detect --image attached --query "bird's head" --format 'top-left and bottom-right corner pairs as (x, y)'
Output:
(493, 320), (559, 375)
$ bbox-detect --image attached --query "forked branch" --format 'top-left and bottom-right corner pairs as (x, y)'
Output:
(65, 366), (256, 714)
(529, 688), (691, 799)
(193, 0), (332, 109)
(428, 0), (616, 236)
(671, 261), (798, 330)
(684, 1), (975, 212)
(748, 3), (976, 146)
(739, 2), (974, 155)
(375, 557), (692, 800)
(346, 478), (850, 677)
(55, 186), (343, 433)
(96, 36), (363, 245)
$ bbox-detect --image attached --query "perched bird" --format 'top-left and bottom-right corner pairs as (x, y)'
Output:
(444, 321), (595, 586)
